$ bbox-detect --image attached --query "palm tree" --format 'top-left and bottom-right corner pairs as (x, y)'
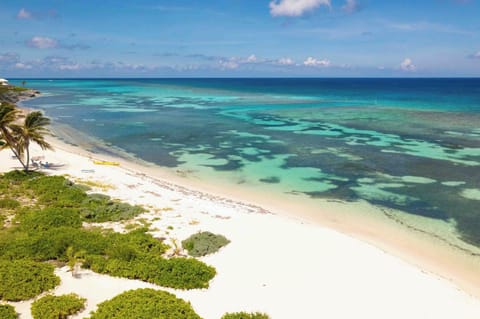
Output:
(0, 103), (53, 171)
(0, 103), (23, 161)
(11, 111), (53, 171)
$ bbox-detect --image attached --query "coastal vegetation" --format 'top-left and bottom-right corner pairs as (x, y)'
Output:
(0, 171), (216, 308)
(182, 231), (231, 257)
(0, 86), (243, 317)
(0, 260), (59, 301)
(0, 304), (17, 319)
(88, 288), (201, 319)
(31, 294), (86, 319)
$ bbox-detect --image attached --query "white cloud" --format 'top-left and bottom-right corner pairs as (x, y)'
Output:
(469, 51), (480, 59)
(278, 57), (295, 65)
(342, 0), (360, 13)
(270, 0), (331, 17)
(388, 21), (472, 35)
(400, 58), (416, 71)
(0, 52), (20, 64)
(246, 54), (257, 63)
(17, 8), (32, 19)
(59, 63), (80, 71)
(15, 62), (33, 70)
(219, 60), (239, 70)
(303, 56), (331, 67)
(27, 36), (58, 49)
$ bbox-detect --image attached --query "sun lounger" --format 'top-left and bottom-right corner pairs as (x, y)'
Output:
(40, 162), (65, 169)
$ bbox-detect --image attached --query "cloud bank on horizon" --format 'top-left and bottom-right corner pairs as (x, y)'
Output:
(0, 0), (479, 77)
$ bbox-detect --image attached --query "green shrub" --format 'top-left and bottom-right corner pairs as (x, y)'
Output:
(221, 312), (270, 319)
(16, 208), (82, 231)
(31, 294), (86, 319)
(27, 176), (87, 207)
(0, 304), (17, 319)
(0, 174), (144, 223)
(0, 215), (5, 229)
(1, 170), (42, 182)
(182, 231), (230, 257)
(86, 255), (216, 289)
(80, 194), (145, 222)
(0, 227), (108, 261)
(0, 171), (216, 291)
(108, 227), (169, 256)
(0, 260), (60, 301)
(0, 225), (213, 290)
(88, 288), (201, 319)
(0, 198), (20, 209)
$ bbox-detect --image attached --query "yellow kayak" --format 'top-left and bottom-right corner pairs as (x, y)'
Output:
(93, 160), (120, 166)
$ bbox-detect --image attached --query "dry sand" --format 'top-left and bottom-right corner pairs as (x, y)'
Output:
(2, 139), (480, 319)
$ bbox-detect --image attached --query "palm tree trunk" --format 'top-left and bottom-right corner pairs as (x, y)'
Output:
(25, 141), (30, 172)
(2, 130), (28, 171)
(1, 128), (27, 170)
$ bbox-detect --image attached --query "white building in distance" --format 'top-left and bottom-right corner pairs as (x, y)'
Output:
(0, 78), (9, 86)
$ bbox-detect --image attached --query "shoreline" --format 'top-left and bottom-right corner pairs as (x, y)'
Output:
(3, 100), (480, 317)
(43, 116), (480, 299)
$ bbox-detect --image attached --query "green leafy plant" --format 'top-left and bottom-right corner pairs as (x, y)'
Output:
(88, 288), (201, 319)
(0, 260), (60, 301)
(0, 198), (20, 209)
(15, 208), (82, 231)
(66, 246), (86, 277)
(182, 231), (230, 257)
(221, 312), (270, 319)
(87, 255), (216, 289)
(31, 294), (86, 319)
(0, 172), (216, 291)
(0, 304), (17, 319)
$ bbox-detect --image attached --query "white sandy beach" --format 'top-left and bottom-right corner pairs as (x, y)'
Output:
(2, 139), (480, 319)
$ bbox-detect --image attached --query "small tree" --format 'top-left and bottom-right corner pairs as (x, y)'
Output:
(12, 111), (53, 171)
(66, 246), (86, 277)
(0, 103), (53, 172)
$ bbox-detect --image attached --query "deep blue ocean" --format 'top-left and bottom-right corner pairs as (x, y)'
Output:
(13, 78), (480, 248)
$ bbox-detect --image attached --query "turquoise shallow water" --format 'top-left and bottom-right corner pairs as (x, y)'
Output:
(14, 78), (480, 247)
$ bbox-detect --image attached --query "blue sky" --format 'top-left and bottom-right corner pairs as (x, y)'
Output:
(1, 0), (480, 77)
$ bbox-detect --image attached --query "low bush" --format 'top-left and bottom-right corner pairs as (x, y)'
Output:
(0, 304), (17, 319)
(31, 293), (86, 319)
(182, 231), (230, 257)
(0, 260), (60, 301)
(0, 215), (5, 229)
(0, 198), (20, 209)
(0, 174), (145, 223)
(221, 312), (270, 319)
(88, 288), (201, 319)
(0, 225), (213, 289)
(2, 170), (42, 182)
(0, 227), (108, 261)
(80, 197), (145, 222)
(16, 208), (82, 231)
(28, 176), (88, 207)
(86, 255), (216, 289)
(107, 227), (169, 256)
(0, 171), (216, 291)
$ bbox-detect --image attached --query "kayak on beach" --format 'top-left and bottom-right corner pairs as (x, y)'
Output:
(93, 160), (120, 166)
